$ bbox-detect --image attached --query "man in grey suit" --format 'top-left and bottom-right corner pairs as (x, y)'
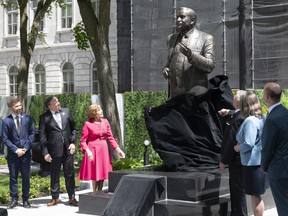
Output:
(162, 7), (215, 98)
(262, 82), (288, 216)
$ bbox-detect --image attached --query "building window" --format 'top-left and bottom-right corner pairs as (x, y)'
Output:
(9, 66), (18, 96)
(35, 64), (45, 95)
(62, 62), (74, 93)
(32, 0), (44, 31)
(91, 0), (100, 18)
(7, 4), (18, 35)
(61, 0), (72, 29)
(92, 62), (99, 94)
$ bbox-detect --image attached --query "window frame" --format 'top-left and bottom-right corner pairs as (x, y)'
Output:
(91, 62), (99, 94)
(7, 4), (18, 36)
(62, 62), (74, 93)
(34, 64), (46, 95)
(9, 66), (18, 96)
(61, 0), (73, 29)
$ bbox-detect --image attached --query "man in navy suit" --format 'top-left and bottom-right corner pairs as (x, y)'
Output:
(39, 96), (78, 207)
(262, 82), (288, 216)
(2, 98), (35, 209)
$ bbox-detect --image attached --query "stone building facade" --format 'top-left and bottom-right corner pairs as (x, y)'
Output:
(0, 0), (119, 97)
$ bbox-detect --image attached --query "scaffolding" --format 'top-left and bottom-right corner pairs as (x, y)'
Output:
(130, 0), (288, 91)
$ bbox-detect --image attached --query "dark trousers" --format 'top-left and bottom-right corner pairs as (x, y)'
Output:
(228, 158), (247, 216)
(0, 141), (4, 155)
(269, 178), (288, 216)
(50, 152), (75, 199)
(7, 152), (31, 201)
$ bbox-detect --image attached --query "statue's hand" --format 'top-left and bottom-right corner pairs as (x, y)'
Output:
(162, 67), (170, 79)
(179, 42), (192, 59)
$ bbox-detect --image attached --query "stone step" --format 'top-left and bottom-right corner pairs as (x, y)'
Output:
(79, 190), (112, 215)
(108, 166), (230, 202)
(154, 199), (229, 216)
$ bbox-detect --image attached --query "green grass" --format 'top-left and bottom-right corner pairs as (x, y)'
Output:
(0, 169), (80, 204)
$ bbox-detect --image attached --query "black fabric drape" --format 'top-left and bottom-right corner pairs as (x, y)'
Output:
(145, 75), (234, 171)
(102, 174), (165, 216)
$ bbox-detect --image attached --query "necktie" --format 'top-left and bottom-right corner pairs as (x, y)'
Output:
(15, 115), (20, 134)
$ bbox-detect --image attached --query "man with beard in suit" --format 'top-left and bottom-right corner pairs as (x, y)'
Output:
(2, 98), (34, 209)
(39, 96), (78, 207)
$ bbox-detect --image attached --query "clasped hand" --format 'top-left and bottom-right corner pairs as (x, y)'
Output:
(16, 148), (26, 157)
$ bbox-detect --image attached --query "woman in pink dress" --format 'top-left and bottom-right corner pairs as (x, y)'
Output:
(78, 104), (125, 191)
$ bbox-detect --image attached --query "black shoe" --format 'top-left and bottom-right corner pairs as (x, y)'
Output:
(23, 200), (31, 208)
(7, 201), (18, 209)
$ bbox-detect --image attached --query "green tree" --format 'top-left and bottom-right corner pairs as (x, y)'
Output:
(75, 0), (123, 149)
(1, 0), (123, 150)
(0, 0), (62, 109)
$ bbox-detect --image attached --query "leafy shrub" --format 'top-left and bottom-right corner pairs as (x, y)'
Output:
(112, 158), (143, 170)
(28, 95), (46, 128)
(0, 190), (9, 204)
(124, 91), (167, 160)
(0, 157), (7, 165)
(0, 175), (10, 204)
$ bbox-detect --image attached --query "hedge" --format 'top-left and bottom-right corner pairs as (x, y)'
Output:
(27, 90), (288, 166)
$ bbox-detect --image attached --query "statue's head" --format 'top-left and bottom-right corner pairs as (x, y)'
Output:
(176, 7), (197, 33)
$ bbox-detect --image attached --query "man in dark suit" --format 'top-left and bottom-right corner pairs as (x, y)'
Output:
(2, 98), (35, 209)
(218, 90), (248, 216)
(39, 96), (78, 207)
(262, 82), (288, 216)
(162, 7), (215, 98)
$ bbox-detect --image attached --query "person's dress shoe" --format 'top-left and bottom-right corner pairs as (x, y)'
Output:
(47, 199), (60, 207)
(23, 200), (31, 208)
(68, 197), (79, 206)
(7, 201), (18, 209)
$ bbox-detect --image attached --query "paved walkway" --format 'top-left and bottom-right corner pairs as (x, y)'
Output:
(0, 163), (279, 216)
(0, 189), (94, 216)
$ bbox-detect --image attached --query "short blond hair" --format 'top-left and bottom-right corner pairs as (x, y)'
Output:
(87, 104), (102, 120)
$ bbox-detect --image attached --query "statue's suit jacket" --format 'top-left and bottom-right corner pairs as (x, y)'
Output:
(261, 104), (288, 179)
(166, 27), (215, 94)
(39, 108), (77, 158)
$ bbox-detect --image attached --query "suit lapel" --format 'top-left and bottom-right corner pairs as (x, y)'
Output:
(186, 29), (200, 49)
(59, 110), (64, 129)
(48, 111), (62, 130)
(9, 114), (19, 136)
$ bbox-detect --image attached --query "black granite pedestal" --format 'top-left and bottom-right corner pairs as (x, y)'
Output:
(79, 166), (231, 216)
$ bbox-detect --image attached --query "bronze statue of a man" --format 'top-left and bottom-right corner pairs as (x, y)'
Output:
(162, 7), (215, 98)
